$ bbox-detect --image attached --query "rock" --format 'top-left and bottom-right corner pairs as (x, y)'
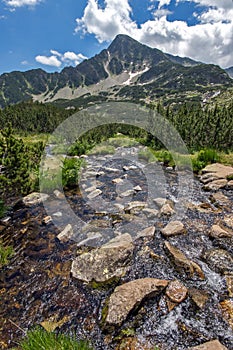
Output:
(87, 189), (102, 199)
(53, 189), (65, 199)
(115, 337), (154, 350)
(165, 280), (188, 303)
(104, 278), (168, 327)
(81, 219), (110, 233)
(189, 340), (228, 350)
(0, 217), (11, 226)
(225, 275), (233, 297)
(124, 201), (147, 214)
(85, 186), (96, 193)
(105, 167), (119, 173)
(219, 299), (233, 330)
(210, 192), (230, 206)
(153, 197), (167, 208)
(209, 224), (233, 239)
(223, 215), (233, 230)
(136, 226), (155, 239)
(119, 189), (134, 198)
(159, 204), (175, 216)
(134, 185), (142, 191)
(164, 241), (205, 279)
(201, 163), (233, 177)
(22, 192), (49, 206)
(52, 211), (63, 217)
(203, 179), (228, 191)
(161, 221), (186, 237)
(200, 173), (222, 184)
(142, 208), (159, 218)
(113, 203), (125, 212)
(189, 288), (209, 309)
(80, 154), (88, 159)
(112, 178), (123, 184)
(57, 224), (73, 242)
(203, 249), (233, 274)
(71, 234), (134, 283)
(42, 216), (52, 225)
(227, 180), (233, 189)
(77, 232), (102, 247)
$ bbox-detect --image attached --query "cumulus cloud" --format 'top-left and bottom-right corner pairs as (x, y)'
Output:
(35, 50), (87, 68)
(4, 0), (43, 7)
(75, 0), (233, 68)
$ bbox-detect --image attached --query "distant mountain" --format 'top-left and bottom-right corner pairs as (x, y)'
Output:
(0, 34), (232, 108)
(225, 66), (233, 79)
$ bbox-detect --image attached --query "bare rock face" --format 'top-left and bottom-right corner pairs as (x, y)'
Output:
(71, 234), (134, 283)
(22, 192), (49, 206)
(104, 278), (168, 327)
(161, 221), (186, 237)
(164, 241), (205, 279)
(189, 340), (228, 350)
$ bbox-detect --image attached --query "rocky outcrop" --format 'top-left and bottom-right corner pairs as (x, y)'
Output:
(104, 278), (168, 327)
(71, 234), (134, 283)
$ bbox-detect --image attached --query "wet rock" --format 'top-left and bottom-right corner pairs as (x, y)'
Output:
(219, 299), (233, 330)
(81, 219), (110, 233)
(164, 241), (205, 279)
(133, 185), (142, 191)
(22, 192), (49, 206)
(71, 234), (134, 283)
(223, 215), (233, 230)
(225, 275), (233, 297)
(104, 278), (168, 327)
(57, 224), (73, 242)
(203, 249), (233, 274)
(42, 216), (52, 225)
(161, 221), (186, 237)
(120, 189), (134, 198)
(77, 232), (102, 247)
(210, 192), (230, 207)
(227, 180), (233, 189)
(189, 340), (228, 350)
(136, 226), (155, 239)
(159, 204), (175, 216)
(189, 288), (209, 309)
(142, 208), (159, 218)
(0, 217), (11, 226)
(209, 224), (233, 239)
(153, 197), (167, 208)
(165, 279), (188, 303)
(53, 189), (65, 199)
(124, 201), (147, 214)
(87, 189), (102, 199)
(203, 179), (228, 191)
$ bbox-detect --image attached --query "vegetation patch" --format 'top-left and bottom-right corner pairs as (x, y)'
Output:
(0, 242), (14, 268)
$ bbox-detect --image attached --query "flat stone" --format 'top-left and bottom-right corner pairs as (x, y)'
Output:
(164, 241), (205, 279)
(105, 278), (168, 327)
(159, 204), (175, 216)
(105, 167), (119, 173)
(219, 299), (233, 330)
(134, 185), (142, 191)
(142, 208), (159, 218)
(161, 221), (186, 237)
(165, 280), (188, 303)
(124, 201), (147, 213)
(136, 226), (155, 239)
(57, 224), (73, 242)
(210, 192), (230, 206)
(189, 288), (209, 309)
(71, 234), (134, 283)
(201, 163), (233, 178)
(203, 179), (228, 191)
(227, 180), (233, 189)
(153, 197), (167, 208)
(87, 189), (102, 199)
(42, 216), (52, 225)
(85, 186), (96, 193)
(203, 249), (233, 274)
(189, 340), (228, 350)
(200, 173), (222, 184)
(119, 190), (134, 198)
(22, 192), (49, 206)
(209, 224), (233, 239)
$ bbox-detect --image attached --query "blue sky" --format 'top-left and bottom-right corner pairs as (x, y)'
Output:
(0, 0), (233, 74)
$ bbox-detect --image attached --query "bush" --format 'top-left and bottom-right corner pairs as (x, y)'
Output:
(19, 327), (93, 350)
(62, 158), (85, 188)
(197, 149), (220, 164)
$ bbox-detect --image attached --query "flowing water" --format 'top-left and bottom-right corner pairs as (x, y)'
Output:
(0, 146), (233, 349)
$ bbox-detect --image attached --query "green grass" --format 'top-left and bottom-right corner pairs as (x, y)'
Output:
(19, 327), (93, 350)
(88, 144), (116, 155)
(108, 136), (139, 148)
(0, 242), (14, 268)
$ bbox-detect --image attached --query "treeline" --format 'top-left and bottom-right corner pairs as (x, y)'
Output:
(0, 100), (75, 133)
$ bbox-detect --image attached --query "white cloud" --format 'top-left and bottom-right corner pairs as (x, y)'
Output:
(4, 0), (43, 7)
(21, 60), (29, 65)
(75, 0), (233, 68)
(35, 50), (87, 68)
(36, 55), (61, 67)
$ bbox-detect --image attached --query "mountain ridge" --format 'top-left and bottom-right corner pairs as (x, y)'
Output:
(0, 34), (232, 108)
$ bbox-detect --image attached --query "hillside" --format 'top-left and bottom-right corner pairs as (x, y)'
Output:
(0, 35), (232, 108)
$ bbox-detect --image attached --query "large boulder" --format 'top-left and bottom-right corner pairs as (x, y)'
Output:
(71, 234), (134, 284)
(104, 278), (168, 327)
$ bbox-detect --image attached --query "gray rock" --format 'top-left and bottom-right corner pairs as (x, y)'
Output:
(71, 234), (134, 283)
(153, 197), (167, 208)
(105, 278), (168, 327)
(203, 249), (233, 274)
(142, 208), (159, 218)
(87, 189), (102, 199)
(124, 201), (147, 213)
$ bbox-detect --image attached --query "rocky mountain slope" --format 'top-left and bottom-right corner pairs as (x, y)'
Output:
(0, 34), (232, 108)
